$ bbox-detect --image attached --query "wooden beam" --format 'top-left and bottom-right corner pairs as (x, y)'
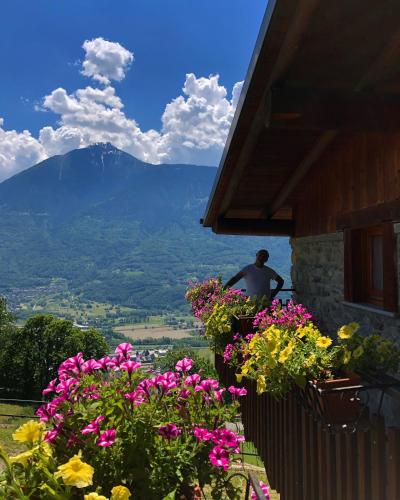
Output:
(213, 217), (294, 236)
(270, 88), (400, 131)
(267, 23), (400, 219)
(206, 0), (321, 225)
(337, 199), (400, 229)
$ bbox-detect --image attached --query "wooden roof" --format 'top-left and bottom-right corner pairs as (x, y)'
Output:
(202, 0), (400, 236)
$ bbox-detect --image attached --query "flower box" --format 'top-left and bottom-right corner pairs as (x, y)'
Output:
(303, 371), (363, 426)
(232, 315), (256, 336)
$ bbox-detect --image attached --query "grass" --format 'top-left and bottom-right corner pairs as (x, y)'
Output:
(0, 403), (36, 456)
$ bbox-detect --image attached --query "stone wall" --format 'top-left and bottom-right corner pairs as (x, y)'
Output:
(290, 227), (400, 424)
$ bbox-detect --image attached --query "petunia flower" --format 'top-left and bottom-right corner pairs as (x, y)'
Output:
(110, 485), (132, 499)
(195, 379), (219, 394)
(184, 374), (201, 387)
(42, 378), (58, 395)
(120, 360), (141, 375)
(228, 386), (247, 397)
(209, 446), (230, 471)
(115, 342), (133, 358)
(55, 454), (94, 488)
(82, 359), (101, 374)
(157, 423), (181, 440)
(81, 415), (105, 435)
(12, 420), (45, 443)
(193, 427), (213, 441)
(251, 481), (270, 500)
(97, 429), (116, 447)
(175, 357), (193, 372)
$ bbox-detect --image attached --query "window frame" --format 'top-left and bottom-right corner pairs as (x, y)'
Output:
(344, 222), (397, 312)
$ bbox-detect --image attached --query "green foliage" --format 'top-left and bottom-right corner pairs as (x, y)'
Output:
(0, 307), (109, 399)
(154, 348), (217, 379)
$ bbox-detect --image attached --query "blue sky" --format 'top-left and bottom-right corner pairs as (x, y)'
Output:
(0, 0), (267, 179)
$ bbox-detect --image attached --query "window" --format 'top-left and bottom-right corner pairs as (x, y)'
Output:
(344, 222), (397, 311)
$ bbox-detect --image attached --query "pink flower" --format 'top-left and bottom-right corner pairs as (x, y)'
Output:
(175, 357), (193, 372)
(228, 386), (247, 397)
(157, 424), (181, 440)
(58, 353), (85, 377)
(67, 432), (78, 448)
(195, 379), (219, 394)
(56, 378), (78, 396)
(184, 374), (201, 387)
(82, 359), (101, 374)
(251, 481), (270, 500)
(81, 415), (105, 435)
(115, 342), (133, 358)
(44, 424), (63, 443)
(36, 402), (58, 422)
(212, 429), (244, 449)
(42, 379), (58, 396)
(124, 390), (147, 407)
(97, 429), (116, 447)
(213, 388), (226, 402)
(120, 360), (141, 375)
(223, 344), (234, 363)
(178, 389), (191, 400)
(209, 446), (230, 471)
(193, 427), (213, 441)
(97, 356), (113, 370)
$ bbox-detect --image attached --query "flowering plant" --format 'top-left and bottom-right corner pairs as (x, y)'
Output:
(0, 344), (248, 499)
(336, 323), (400, 374)
(185, 277), (224, 323)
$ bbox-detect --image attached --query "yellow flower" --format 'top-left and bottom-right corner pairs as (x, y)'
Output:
(305, 354), (316, 367)
(235, 373), (243, 383)
(338, 325), (353, 339)
(343, 349), (352, 364)
(12, 420), (44, 443)
(10, 449), (34, 467)
(256, 375), (266, 395)
(316, 336), (332, 349)
(85, 494), (108, 500)
(111, 486), (131, 500)
(353, 345), (364, 359)
(278, 345), (293, 364)
(348, 322), (360, 334)
(55, 454), (94, 488)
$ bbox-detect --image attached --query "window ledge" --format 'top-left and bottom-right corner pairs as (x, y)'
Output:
(342, 301), (398, 318)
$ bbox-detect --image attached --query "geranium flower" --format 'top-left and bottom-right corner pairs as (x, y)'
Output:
(115, 342), (133, 358)
(209, 446), (230, 471)
(184, 374), (200, 387)
(228, 386), (247, 397)
(251, 481), (270, 500)
(55, 454), (94, 488)
(97, 429), (116, 447)
(157, 423), (181, 440)
(120, 360), (141, 375)
(12, 420), (44, 443)
(175, 357), (193, 372)
(81, 415), (105, 435)
(111, 485), (132, 499)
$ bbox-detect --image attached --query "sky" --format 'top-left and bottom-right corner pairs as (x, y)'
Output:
(0, 0), (267, 181)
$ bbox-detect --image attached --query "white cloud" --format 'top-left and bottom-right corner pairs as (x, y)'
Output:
(0, 39), (245, 181)
(0, 119), (46, 181)
(81, 38), (134, 85)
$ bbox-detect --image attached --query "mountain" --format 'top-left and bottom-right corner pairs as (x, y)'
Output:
(0, 144), (290, 314)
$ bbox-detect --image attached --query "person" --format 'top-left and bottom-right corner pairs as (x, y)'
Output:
(223, 249), (284, 300)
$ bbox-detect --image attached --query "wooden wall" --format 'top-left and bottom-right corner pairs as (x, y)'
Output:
(294, 132), (400, 237)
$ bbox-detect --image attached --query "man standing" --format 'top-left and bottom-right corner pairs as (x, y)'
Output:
(223, 249), (284, 300)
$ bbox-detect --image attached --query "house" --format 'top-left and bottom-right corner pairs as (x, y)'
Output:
(202, 1), (400, 498)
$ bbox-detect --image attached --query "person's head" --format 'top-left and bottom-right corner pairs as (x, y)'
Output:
(255, 249), (269, 266)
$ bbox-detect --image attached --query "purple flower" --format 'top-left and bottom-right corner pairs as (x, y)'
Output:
(97, 429), (116, 447)
(124, 390), (147, 407)
(212, 429), (244, 449)
(81, 415), (105, 435)
(97, 356), (113, 370)
(115, 342), (133, 358)
(42, 378), (58, 396)
(157, 424), (181, 440)
(195, 379), (219, 394)
(58, 353), (85, 377)
(82, 359), (101, 374)
(175, 357), (193, 372)
(193, 427), (213, 441)
(223, 344), (234, 363)
(209, 446), (230, 471)
(251, 481), (270, 500)
(44, 424), (63, 443)
(120, 360), (141, 375)
(184, 374), (201, 387)
(228, 386), (247, 397)
(213, 388), (226, 402)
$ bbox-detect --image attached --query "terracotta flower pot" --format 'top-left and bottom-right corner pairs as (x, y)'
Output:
(312, 371), (362, 425)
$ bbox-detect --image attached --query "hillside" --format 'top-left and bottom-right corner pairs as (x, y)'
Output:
(0, 143), (291, 315)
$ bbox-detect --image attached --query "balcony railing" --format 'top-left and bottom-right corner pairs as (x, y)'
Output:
(216, 355), (400, 500)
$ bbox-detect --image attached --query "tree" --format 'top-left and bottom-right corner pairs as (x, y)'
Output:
(0, 310), (109, 399)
